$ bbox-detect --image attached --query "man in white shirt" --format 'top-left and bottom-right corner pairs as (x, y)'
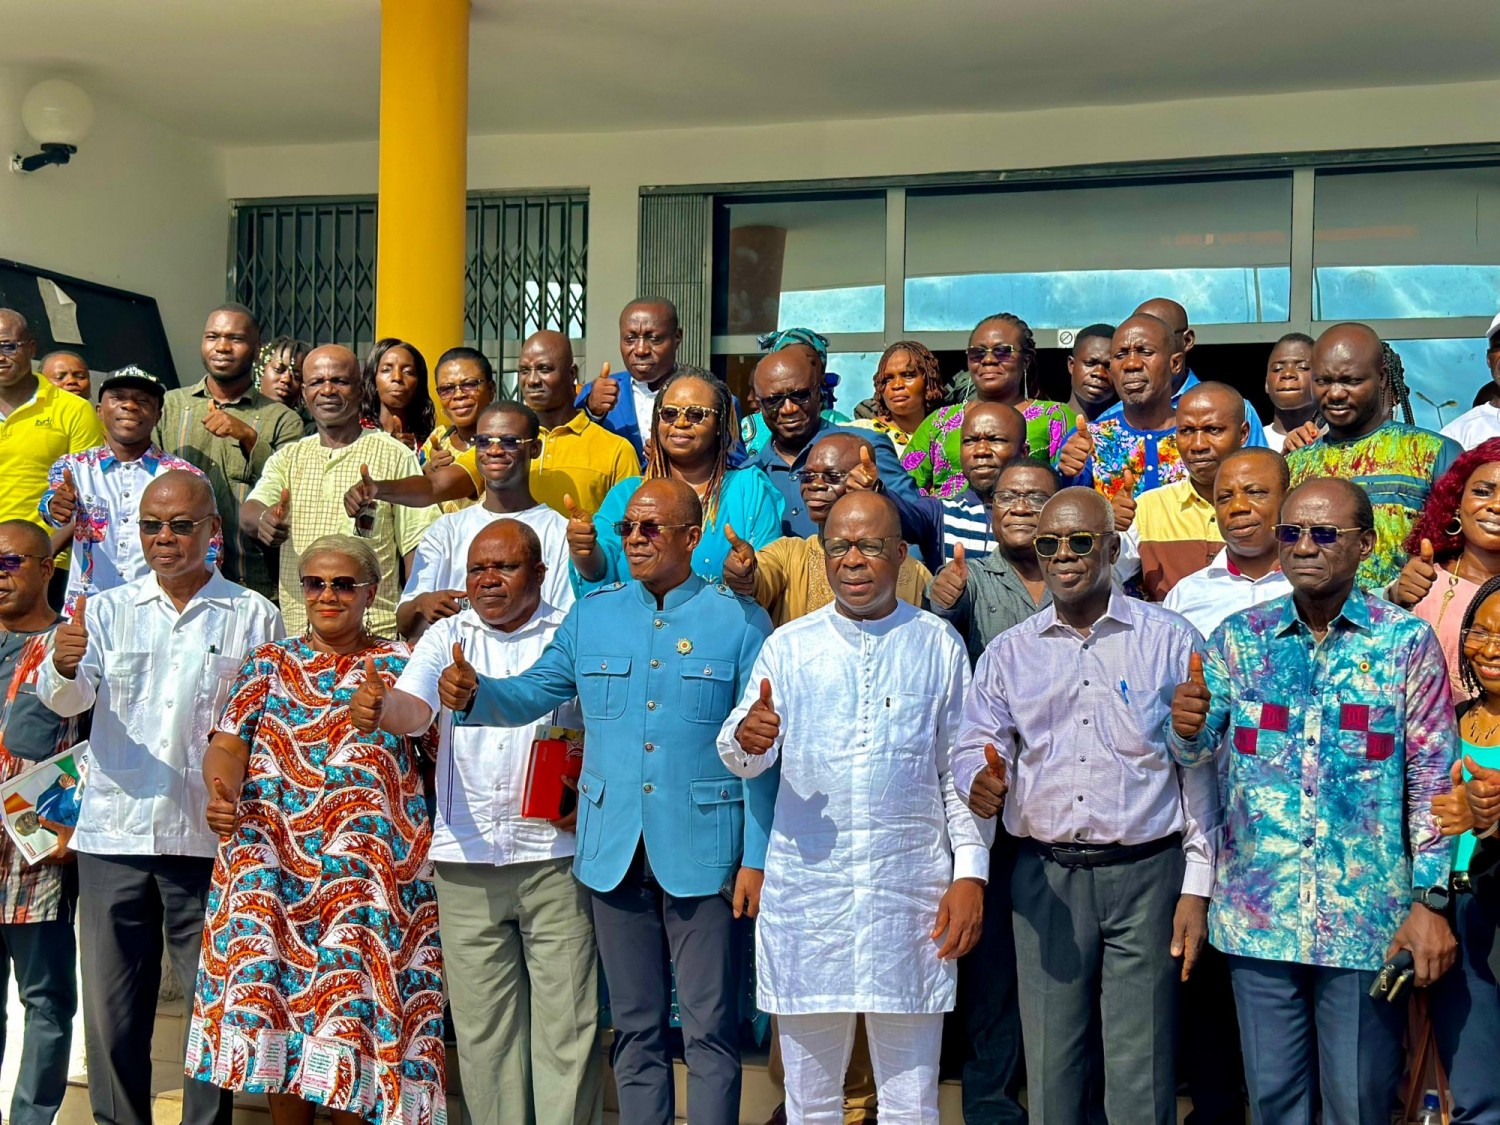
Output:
(1440, 315), (1500, 449)
(719, 491), (989, 1121)
(36, 471), (283, 1125)
(398, 401), (573, 639)
(357, 519), (601, 1125)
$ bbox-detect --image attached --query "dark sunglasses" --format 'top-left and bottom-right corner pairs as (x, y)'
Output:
(472, 434), (525, 453)
(300, 576), (377, 597)
(659, 405), (718, 426)
(435, 378), (487, 399)
(1271, 524), (1365, 546)
(1033, 532), (1101, 558)
(823, 535), (901, 559)
(140, 516), (214, 536)
(0, 553), (47, 573)
(759, 388), (816, 414)
(967, 344), (1020, 364)
(612, 520), (695, 540)
(791, 469), (849, 486)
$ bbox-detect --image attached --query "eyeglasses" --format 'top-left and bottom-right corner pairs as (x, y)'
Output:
(139, 516), (214, 536)
(967, 344), (1020, 364)
(299, 576), (376, 597)
(1271, 524), (1366, 546)
(792, 468), (849, 486)
(612, 520), (695, 540)
(472, 434), (524, 452)
(1033, 532), (1102, 558)
(0, 342), (24, 356)
(759, 388), (816, 414)
(436, 378), (486, 399)
(0, 553), (47, 573)
(992, 490), (1053, 511)
(822, 535), (901, 559)
(658, 405), (718, 426)
(1463, 627), (1500, 649)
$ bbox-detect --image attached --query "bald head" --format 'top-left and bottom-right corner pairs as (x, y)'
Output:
(633, 477), (704, 527)
(0, 310), (30, 340)
(753, 348), (819, 395)
(303, 345), (363, 428)
(1034, 487), (1118, 612)
(306, 344), (359, 376)
(471, 517), (542, 568)
(142, 469), (216, 517)
(1311, 322), (1386, 439)
(621, 477), (703, 593)
(523, 330), (573, 365)
(961, 402), (1028, 495)
(825, 490), (902, 540)
(822, 491), (906, 620)
(755, 348), (825, 450)
(0, 309), (35, 392)
(811, 431), (872, 469)
(1218, 446), (1290, 492)
(1114, 313), (1175, 351)
(1133, 298), (1188, 337)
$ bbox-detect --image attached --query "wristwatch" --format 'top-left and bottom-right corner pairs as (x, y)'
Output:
(1413, 884), (1452, 913)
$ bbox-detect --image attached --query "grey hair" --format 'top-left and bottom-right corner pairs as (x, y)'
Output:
(299, 534), (381, 586)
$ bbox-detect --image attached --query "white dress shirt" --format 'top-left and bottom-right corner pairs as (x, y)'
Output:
(1441, 402), (1500, 451)
(1162, 548), (1294, 637)
(718, 601), (990, 1015)
(395, 604), (581, 866)
(35, 570), (283, 857)
(399, 502), (574, 615)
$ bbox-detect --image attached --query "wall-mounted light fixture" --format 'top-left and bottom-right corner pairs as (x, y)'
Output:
(10, 79), (94, 174)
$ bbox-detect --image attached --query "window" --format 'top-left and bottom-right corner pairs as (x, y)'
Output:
(1388, 338), (1493, 431)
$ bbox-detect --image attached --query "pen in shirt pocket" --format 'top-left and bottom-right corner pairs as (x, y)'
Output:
(1118, 679), (1130, 704)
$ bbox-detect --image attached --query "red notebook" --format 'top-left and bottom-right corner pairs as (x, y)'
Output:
(521, 725), (585, 820)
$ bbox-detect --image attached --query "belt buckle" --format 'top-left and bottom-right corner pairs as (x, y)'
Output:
(1453, 871), (1474, 894)
(1051, 845), (1093, 868)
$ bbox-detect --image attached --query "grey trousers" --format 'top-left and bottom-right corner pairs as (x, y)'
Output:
(77, 853), (232, 1125)
(0, 916), (78, 1125)
(1011, 840), (1184, 1125)
(433, 857), (603, 1125)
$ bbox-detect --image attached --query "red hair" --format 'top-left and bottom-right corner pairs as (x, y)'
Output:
(1405, 437), (1500, 560)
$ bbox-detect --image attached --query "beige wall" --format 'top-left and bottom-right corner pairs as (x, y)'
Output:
(0, 66), (226, 383)
(217, 76), (1500, 373)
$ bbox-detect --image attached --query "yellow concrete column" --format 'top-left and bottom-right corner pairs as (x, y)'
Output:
(375, 0), (470, 411)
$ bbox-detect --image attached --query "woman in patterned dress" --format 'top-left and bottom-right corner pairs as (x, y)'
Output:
(188, 535), (444, 1125)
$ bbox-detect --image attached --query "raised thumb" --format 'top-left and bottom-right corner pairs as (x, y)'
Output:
(758, 678), (773, 707)
(1120, 469), (1138, 494)
(360, 464), (374, 486)
(1453, 758), (1467, 788)
(363, 653), (380, 685)
(213, 776), (232, 802)
(724, 522), (744, 548)
(1421, 538), (1435, 564)
(71, 594), (87, 623)
(859, 445), (874, 467)
(598, 362), (611, 381)
(953, 541), (967, 569)
(563, 493), (580, 518)
(61, 466), (74, 491)
(275, 488), (290, 514)
(984, 742), (1004, 776)
(1188, 651), (1206, 686)
(451, 642), (468, 668)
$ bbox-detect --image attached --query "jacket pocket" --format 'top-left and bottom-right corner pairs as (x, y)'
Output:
(577, 655), (631, 721)
(1228, 698), (1293, 767)
(688, 777), (744, 868)
(678, 658), (737, 724)
(576, 769), (606, 861)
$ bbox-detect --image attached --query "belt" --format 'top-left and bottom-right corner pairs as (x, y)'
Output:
(1028, 833), (1182, 869)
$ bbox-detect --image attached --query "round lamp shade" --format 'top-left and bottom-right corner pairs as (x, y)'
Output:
(20, 80), (93, 147)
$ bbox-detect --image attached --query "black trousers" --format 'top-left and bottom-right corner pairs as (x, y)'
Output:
(956, 830), (1026, 1124)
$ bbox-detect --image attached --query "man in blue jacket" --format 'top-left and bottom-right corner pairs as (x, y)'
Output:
(579, 297), (688, 461)
(440, 477), (774, 1125)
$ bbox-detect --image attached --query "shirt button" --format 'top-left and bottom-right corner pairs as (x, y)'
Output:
(1079, 755), (1086, 762)
(1077, 794), (1084, 802)
(599, 661), (608, 670)
(647, 701), (657, 710)
(650, 659), (660, 669)
(1302, 837), (1313, 848)
(654, 619), (664, 629)
(1083, 680), (1090, 686)
(643, 783), (654, 794)
(645, 743), (655, 752)
(1082, 719), (1089, 725)
(720, 788), (730, 799)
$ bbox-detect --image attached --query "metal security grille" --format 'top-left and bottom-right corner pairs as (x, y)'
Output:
(467, 193), (588, 361)
(638, 193), (712, 367)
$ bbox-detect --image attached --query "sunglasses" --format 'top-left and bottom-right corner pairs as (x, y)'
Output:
(300, 576), (377, 597)
(992, 490), (1053, 511)
(139, 516), (214, 536)
(967, 344), (1020, 364)
(822, 535), (901, 559)
(759, 388), (816, 414)
(612, 520), (695, 540)
(436, 378), (487, 399)
(659, 405), (718, 426)
(472, 434), (525, 453)
(0, 553), (47, 573)
(1271, 524), (1365, 546)
(791, 468), (849, 486)
(1033, 532), (1102, 558)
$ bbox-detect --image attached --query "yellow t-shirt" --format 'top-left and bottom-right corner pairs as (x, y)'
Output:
(0, 378), (106, 568)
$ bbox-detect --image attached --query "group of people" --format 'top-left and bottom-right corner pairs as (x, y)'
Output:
(0, 290), (1497, 1125)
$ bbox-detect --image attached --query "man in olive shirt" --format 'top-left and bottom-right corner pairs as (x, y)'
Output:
(153, 304), (303, 600)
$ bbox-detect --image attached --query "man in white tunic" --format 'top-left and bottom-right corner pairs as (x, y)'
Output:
(718, 491), (990, 1124)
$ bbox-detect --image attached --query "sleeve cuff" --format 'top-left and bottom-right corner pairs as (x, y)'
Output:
(953, 843), (989, 884)
(1181, 857), (1215, 898)
(951, 757), (979, 803)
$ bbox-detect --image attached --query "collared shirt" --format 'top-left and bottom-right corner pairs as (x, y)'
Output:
(396, 605), (581, 867)
(751, 533), (931, 628)
(35, 570), (284, 858)
(1286, 421), (1460, 591)
(1169, 589), (1457, 969)
(248, 430), (439, 638)
(928, 549), (1050, 666)
(399, 501), (575, 616)
(1068, 416), (1185, 502)
(952, 591), (1216, 896)
(940, 488), (995, 563)
(528, 411), (640, 518)
(1118, 478), (1224, 601)
(1099, 372), (1271, 449)
(1162, 549), (1293, 636)
(155, 378), (305, 600)
(0, 379), (105, 573)
(40, 444), (222, 613)
(1441, 402), (1500, 451)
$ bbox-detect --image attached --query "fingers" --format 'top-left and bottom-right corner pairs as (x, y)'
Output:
(563, 494), (592, 524)
(930, 899), (949, 942)
(363, 653), (381, 686)
(1421, 538), (1435, 564)
(272, 488), (290, 518)
(72, 594), (87, 623)
(1120, 469), (1138, 495)
(360, 464), (374, 488)
(60, 466), (74, 492)
(599, 362), (610, 381)
(1452, 758), (1466, 788)
(213, 776), (233, 802)
(758, 677), (773, 707)
(451, 642), (468, 668)
(859, 445), (874, 470)
(953, 542), (966, 570)
(724, 522), (745, 549)
(1188, 651), (1205, 687)
(983, 742), (1006, 780)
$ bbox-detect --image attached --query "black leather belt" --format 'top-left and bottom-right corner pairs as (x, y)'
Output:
(1028, 832), (1181, 869)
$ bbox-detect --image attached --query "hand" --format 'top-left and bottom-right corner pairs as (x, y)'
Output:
(412, 590), (466, 625)
(48, 466), (77, 526)
(1386, 904), (1457, 987)
(1466, 755), (1500, 833)
(932, 877), (984, 959)
(930, 542), (969, 609)
(967, 743), (1009, 819)
(438, 642), (478, 712)
(1432, 759), (1475, 837)
(202, 402), (257, 446)
(1170, 894), (1209, 981)
(1171, 652), (1211, 739)
(1393, 539), (1438, 609)
(549, 775), (580, 833)
(206, 775), (239, 839)
(844, 445), (881, 493)
(343, 464), (380, 518)
(38, 839), (75, 866)
(732, 866), (764, 919)
(722, 522), (757, 595)
(585, 364), (618, 417)
(257, 489), (291, 547)
(1057, 425), (1095, 478)
(424, 444), (455, 474)
(1281, 420), (1321, 453)
(1110, 470), (1139, 532)
(735, 679), (781, 755)
(348, 654), (387, 734)
(51, 595), (88, 679)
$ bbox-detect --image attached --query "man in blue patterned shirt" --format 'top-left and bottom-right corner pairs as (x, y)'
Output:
(1170, 476), (1457, 1123)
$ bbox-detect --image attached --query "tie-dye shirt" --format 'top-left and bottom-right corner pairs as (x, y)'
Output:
(1169, 590), (1456, 970)
(1068, 417), (1186, 503)
(1285, 421), (1460, 592)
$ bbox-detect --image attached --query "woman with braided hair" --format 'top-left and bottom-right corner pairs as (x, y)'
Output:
(849, 340), (950, 451)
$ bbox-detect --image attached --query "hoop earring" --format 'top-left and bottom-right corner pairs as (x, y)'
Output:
(1447, 516), (1463, 537)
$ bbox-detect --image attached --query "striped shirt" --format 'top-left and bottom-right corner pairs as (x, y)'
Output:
(940, 488), (995, 563)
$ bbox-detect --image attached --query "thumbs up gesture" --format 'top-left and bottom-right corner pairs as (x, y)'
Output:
(721, 522), (757, 595)
(845, 444), (881, 492)
(258, 489), (291, 546)
(1171, 652), (1212, 739)
(1432, 758), (1476, 837)
(343, 464), (381, 518)
(1465, 755), (1500, 833)
(1110, 470), (1139, 532)
(930, 542), (969, 610)
(1057, 425), (1096, 478)
(48, 466), (78, 526)
(206, 775), (239, 839)
(349, 654), (388, 734)
(735, 678), (781, 756)
(52, 595), (89, 679)
(202, 400), (256, 447)
(438, 642), (479, 712)
(585, 363), (619, 418)
(967, 742), (1009, 819)
(1394, 538), (1438, 609)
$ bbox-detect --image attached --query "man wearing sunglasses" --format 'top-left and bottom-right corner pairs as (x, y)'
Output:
(36, 470), (283, 1125)
(440, 477), (774, 1125)
(953, 487), (1216, 1125)
(1168, 477), (1458, 1122)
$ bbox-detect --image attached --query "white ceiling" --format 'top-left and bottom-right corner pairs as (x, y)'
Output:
(1, 0), (1498, 145)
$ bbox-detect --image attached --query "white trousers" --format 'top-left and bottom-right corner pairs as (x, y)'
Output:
(778, 1011), (945, 1124)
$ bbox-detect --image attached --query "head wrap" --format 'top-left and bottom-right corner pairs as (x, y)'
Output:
(757, 327), (839, 408)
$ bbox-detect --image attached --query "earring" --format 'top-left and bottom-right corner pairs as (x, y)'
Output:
(1447, 516), (1463, 537)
